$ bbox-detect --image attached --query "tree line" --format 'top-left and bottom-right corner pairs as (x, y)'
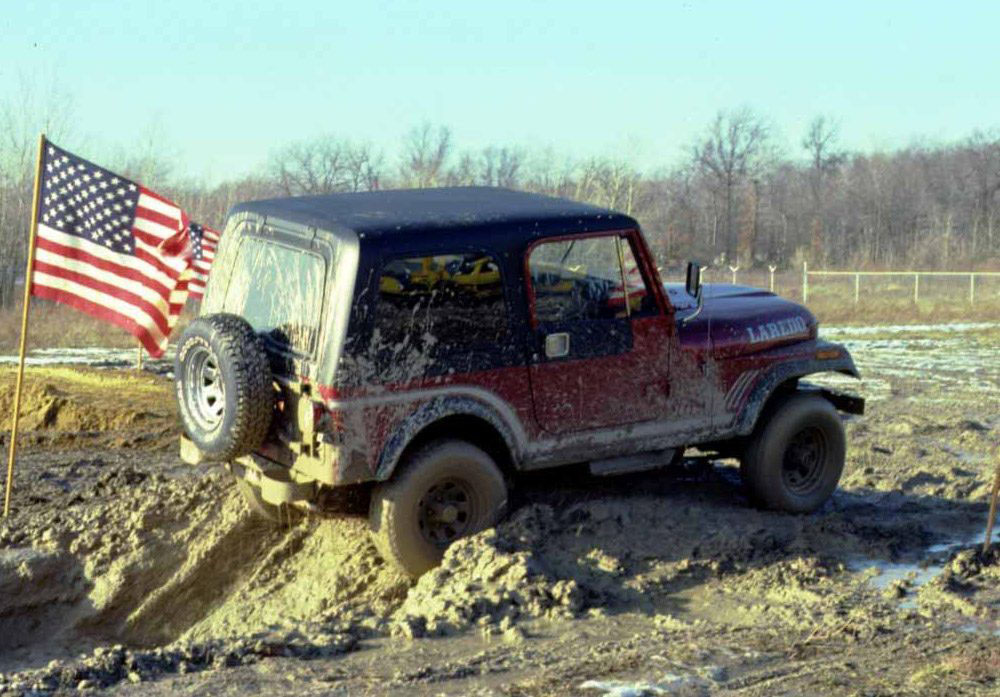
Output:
(2, 106), (999, 309)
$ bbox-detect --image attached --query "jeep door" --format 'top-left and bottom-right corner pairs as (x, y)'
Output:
(524, 231), (673, 434)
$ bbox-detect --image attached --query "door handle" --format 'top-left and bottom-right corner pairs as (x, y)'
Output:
(544, 332), (570, 358)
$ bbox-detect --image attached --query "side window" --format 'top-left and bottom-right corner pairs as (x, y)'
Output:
(373, 252), (507, 372)
(528, 235), (655, 323)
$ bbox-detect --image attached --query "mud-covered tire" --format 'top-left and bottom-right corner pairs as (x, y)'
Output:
(174, 314), (273, 462)
(740, 394), (845, 513)
(368, 440), (508, 579)
(234, 476), (301, 525)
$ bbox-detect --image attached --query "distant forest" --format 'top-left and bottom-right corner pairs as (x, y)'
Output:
(3, 101), (1000, 309)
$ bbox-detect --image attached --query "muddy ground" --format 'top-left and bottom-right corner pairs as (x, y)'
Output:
(0, 324), (999, 695)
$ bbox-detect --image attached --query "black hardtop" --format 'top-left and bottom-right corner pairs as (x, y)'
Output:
(229, 187), (637, 246)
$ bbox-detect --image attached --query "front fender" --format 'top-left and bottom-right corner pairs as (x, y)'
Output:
(734, 340), (861, 436)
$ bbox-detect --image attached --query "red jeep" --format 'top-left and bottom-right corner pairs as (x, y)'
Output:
(175, 187), (863, 578)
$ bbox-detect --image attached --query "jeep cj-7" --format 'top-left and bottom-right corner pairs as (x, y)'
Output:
(175, 187), (864, 578)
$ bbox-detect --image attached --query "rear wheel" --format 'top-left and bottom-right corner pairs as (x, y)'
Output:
(368, 440), (508, 579)
(740, 394), (845, 513)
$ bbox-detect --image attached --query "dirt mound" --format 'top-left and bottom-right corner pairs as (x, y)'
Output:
(1, 382), (146, 432)
(390, 506), (585, 638)
(0, 367), (176, 449)
(181, 516), (409, 643)
(913, 546), (1000, 622)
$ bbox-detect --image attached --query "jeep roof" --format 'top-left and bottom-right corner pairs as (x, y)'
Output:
(228, 186), (637, 243)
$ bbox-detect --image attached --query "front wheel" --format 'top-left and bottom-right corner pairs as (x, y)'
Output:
(740, 395), (846, 513)
(368, 440), (508, 579)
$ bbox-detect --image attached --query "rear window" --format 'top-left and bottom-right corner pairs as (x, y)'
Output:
(222, 238), (326, 354)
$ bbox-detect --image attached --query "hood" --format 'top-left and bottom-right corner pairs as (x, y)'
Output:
(666, 283), (818, 357)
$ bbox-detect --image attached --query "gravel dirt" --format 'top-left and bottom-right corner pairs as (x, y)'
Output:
(1, 324), (999, 695)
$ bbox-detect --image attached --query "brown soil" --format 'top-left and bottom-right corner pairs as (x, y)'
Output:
(0, 366), (177, 449)
(0, 326), (998, 695)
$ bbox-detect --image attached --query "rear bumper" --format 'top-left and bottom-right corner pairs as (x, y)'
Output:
(230, 455), (316, 505)
(179, 435), (317, 504)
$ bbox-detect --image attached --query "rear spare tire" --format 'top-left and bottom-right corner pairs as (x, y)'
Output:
(369, 440), (508, 579)
(175, 313), (273, 462)
(740, 394), (845, 513)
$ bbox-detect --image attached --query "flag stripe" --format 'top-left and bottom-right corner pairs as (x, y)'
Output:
(135, 202), (180, 229)
(133, 214), (179, 240)
(33, 264), (172, 339)
(38, 225), (176, 294)
(134, 237), (191, 275)
(32, 272), (168, 347)
(138, 187), (182, 213)
(32, 285), (164, 356)
(34, 246), (173, 309)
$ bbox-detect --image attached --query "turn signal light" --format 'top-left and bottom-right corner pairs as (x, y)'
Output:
(816, 348), (842, 360)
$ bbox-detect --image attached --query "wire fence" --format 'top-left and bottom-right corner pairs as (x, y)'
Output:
(691, 263), (1000, 306)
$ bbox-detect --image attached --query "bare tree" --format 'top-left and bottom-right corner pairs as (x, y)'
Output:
(269, 136), (383, 195)
(962, 130), (1000, 258)
(0, 77), (76, 308)
(479, 146), (523, 188)
(400, 123), (451, 188)
(692, 108), (769, 263)
(801, 116), (845, 262)
(116, 117), (176, 190)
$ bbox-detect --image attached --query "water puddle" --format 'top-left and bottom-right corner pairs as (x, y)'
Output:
(0, 347), (173, 374)
(851, 527), (1000, 609)
(580, 674), (707, 696)
(956, 621), (1000, 637)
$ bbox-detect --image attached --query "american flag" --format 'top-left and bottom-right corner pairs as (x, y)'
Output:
(32, 140), (200, 357)
(183, 221), (220, 300)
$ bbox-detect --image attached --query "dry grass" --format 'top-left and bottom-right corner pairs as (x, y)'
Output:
(806, 296), (1000, 325)
(0, 301), (196, 352)
(704, 269), (1000, 326)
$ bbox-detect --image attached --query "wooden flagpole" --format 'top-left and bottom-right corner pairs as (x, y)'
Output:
(983, 447), (1000, 557)
(3, 133), (46, 517)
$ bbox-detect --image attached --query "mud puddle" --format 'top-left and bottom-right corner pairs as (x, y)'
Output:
(852, 525), (1000, 600)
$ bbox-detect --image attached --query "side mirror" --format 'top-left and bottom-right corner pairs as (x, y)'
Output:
(681, 261), (705, 325)
(685, 262), (702, 298)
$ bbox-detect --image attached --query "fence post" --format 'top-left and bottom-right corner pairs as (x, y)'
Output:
(768, 265), (777, 293)
(970, 273), (976, 305)
(729, 265), (739, 285)
(802, 262), (808, 303)
(854, 273), (860, 304)
(914, 273), (920, 303)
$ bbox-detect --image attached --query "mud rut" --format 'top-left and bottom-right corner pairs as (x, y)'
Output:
(0, 325), (999, 695)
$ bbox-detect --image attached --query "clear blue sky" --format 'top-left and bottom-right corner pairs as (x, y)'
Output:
(4, 0), (999, 182)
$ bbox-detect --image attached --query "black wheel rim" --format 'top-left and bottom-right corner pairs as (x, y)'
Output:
(417, 478), (474, 548)
(781, 426), (827, 495)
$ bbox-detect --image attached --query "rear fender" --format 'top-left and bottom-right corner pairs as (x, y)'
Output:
(374, 396), (522, 481)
